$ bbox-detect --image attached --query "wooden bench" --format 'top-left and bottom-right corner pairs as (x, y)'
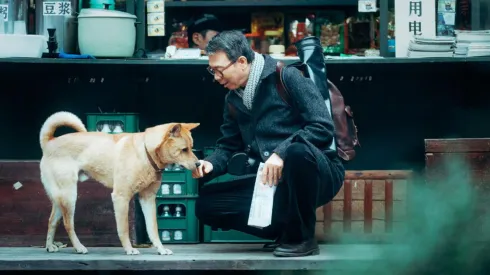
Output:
(316, 170), (411, 243)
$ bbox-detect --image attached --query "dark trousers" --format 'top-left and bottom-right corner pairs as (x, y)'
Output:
(195, 142), (345, 242)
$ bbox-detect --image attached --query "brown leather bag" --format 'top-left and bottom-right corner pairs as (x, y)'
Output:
(275, 61), (360, 162)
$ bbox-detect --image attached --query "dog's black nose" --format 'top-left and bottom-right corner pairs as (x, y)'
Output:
(195, 162), (201, 168)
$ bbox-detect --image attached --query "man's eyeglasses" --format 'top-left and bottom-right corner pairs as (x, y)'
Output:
(207, 61), (235, 78)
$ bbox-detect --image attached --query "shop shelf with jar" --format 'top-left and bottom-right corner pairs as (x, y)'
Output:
(163, 0), (358, 8)
(144, 0), (361, 58)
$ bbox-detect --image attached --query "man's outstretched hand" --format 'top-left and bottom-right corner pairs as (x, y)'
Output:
(262, 153), (283, 186)
(192, 160), (214, 179)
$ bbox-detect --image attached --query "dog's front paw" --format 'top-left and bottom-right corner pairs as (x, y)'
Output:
(74, 245), (88, 254)
(46, 243), (60, 253)
(125, 248), (140, 255)
(157, 247), (173, 255)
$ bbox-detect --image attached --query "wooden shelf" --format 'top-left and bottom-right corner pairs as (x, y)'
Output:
(0, 57), (486, 66)
(164, 0), (359, 8)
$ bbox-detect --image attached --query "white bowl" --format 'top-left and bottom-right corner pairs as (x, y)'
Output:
(0, 34), (47, 58)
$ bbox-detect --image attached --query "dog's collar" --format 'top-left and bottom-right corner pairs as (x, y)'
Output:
(144, 144), (163, 172)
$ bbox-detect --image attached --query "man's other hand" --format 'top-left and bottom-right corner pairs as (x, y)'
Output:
(192, 160), (214, 179)
(262, 153), (283, 186)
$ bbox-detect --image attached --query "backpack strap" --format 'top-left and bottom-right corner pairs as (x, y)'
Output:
(275, 61), (293, 107)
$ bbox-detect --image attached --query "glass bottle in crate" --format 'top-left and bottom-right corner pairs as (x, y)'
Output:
(101, 123), (111, 133)
(161, 230), (171, 241)
(112, 121), (124, 133)
(173, 183), (182, 195)
(174, 230), (183, 241)
(161, 184), (170, 195)
(174, 206), (182, 217)
(162, 205), (171, 217)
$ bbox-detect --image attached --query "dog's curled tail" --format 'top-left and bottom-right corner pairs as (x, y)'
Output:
(40, 111), (87, 150)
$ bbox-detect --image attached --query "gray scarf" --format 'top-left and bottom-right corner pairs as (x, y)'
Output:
(240, 52), (265, 110)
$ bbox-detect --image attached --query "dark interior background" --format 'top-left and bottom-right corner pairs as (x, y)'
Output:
(0, 59), (488, 174)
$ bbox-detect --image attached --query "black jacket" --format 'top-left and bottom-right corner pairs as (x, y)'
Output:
(205, 54), (341, 182)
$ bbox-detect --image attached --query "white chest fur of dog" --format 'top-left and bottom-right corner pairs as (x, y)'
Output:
(39, 111), (200, 255)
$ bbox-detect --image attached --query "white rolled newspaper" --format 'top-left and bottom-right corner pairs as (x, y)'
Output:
(247, 162), (277, 228)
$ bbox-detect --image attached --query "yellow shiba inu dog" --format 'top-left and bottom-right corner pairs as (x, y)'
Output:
(38, 111), (200, 255)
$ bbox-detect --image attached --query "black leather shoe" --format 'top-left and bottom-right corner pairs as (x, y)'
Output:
(262, 241), (281, 252)
(262, 234), (285, 252)
(273, 238), (320, 257)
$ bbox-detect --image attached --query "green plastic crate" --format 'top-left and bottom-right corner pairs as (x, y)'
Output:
(155, 197), (199, 243)
(86, 112), (139, 133)
(158, 170), (198, 197)
(203, 225), (273, 243)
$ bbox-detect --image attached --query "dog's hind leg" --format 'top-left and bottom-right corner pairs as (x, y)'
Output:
(59, 182), (88, 254)
(41, 168), (64, 253)
(45, 202), (62, 252)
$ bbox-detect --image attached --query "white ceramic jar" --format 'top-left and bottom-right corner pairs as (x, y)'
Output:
(78, 8), (137, 57)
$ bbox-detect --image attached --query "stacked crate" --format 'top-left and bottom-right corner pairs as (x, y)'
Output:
(86, 112), (140, 133)
(156, 165), (200, 243)
(201, 147), (272, 243)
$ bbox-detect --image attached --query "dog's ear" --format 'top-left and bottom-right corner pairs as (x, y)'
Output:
(144, 126), (166, 154)
(169, 123), (182, 137)
(182, 123), (200, 131)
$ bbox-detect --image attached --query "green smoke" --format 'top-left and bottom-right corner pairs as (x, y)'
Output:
(315, 154), (490, 274)
(252, 155), (490, 275)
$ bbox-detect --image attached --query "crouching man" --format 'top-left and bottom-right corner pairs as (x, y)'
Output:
(192, 30), (345, 257)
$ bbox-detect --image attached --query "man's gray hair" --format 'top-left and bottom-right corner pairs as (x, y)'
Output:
(206, 30), (255, 63)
